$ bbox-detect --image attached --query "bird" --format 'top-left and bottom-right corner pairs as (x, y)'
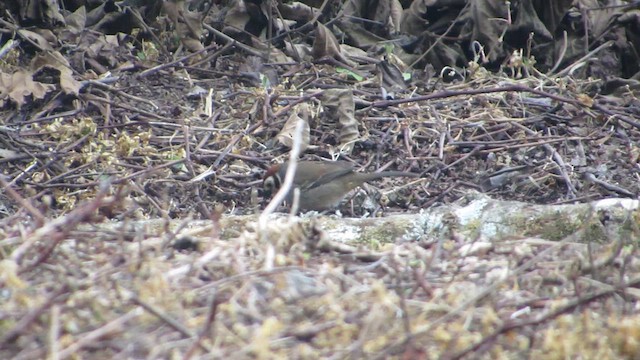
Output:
(262, 160), (418, 212)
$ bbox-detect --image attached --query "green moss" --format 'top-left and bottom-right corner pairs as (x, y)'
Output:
(515, 211), (581, 241)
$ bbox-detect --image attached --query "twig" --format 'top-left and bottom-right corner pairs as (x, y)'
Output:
(372, 214), (599, 360)
(56, 307), (143, 359)
(0, 285), (69, 346)
(203, 24), (267, 59)
(12, 180), (112, 270)
(258, 116), (306, 230)
(552, 40), (614, 78)
(371, 84), (587, 110)
(184, 290), (219, 359)
(511, 122), (577, 198)
(0, 175), (46, 224)
(583, 172), (634, 197)
(138, 43), (219, 78)
(448, 275), (640, 360)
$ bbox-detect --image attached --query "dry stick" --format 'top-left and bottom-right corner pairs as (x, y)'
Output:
(196, 266), (306, 292)
(188, 42), (234, 68)
(42, 162), (94, 185)
(583, 172), (634, 197)
(284, 320), (339, 340)
(84, 94), (173, 121)
(0, 175), (46, 224)
(272, 91), (324, 118)
(17, 133), (92, 189)
(474, 136), (592, 153)
(184, 290), (219, 360)
(510, 121), (577, 198)
(27, 77), (118, 124)
(138, 43), (219, 78)
(181, 124), (210, 218)
(442, 145), (481, 171)
(448, 275), (640, 360)
(377, 83), (640, 137)
(269, 0), (301, 60)
(203, 24), (267, 59)
(56, 308), (143, 359)
(265, 0), (335, 45)
(48, 305), (61, 360)
(0, 284), (69, 346)
(258, 116), (306, 232)
(37, 159), (186, 189)
(130, 296), (212, 352)
(128, 7), (170, 58)
(372, 84), (584, 109)
(552, 40), (614, 78)
(593, 103), (640, 130)
(371, 218), (599, 360)
(258, 118), (305, 270)
(83, 79), (158, 110)
(547, 30), (569, 75)
(17, 182), (113, 272)
(451, 134), (591, 148)
(195, 111), (221, 153)
(211, 120), (264, 169)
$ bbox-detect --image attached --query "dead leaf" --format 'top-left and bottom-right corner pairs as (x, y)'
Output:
(312, 23), (349, 64)
(338, 0), (402, 47)
(462, 0), (511, 62)
(17, 29), (54, 51)
(0, 70), (56, 108)
(163, 0), (205, 53)
(277, 104), (311, 151)
(322, 89), (360, 154)
(576, 93), (594, 107)
(378, 55), (408, 98)
(30, 52), (82, 95)
(278, 2), (316, 22)
(285, 41), (312, 62)
(64, 5), (87, 34)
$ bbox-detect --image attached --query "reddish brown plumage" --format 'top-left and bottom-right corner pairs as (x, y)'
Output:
(263, 164), (281, 180)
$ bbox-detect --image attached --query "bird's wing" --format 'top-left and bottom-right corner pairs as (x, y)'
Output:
(294, 162), (355, 191)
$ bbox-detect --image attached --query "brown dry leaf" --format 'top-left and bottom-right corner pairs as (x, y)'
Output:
(378, 55), (408, 98)
(576, 93), (594, 107)
(163, 0), (204, 53)
(312, 23), (348, 64)
(284, 41), (312, 62)
(349, 0), (402, 35)
(30, 51), (82, 95)
(277, 103), (311, 151)
(338, 0), (402, 47)
(64, 5), (87, 34)
(0, 70), (56, 108)
(16, 29), (54, 51)
(322, 89), (360, 154)
(17, 0), (65, 25)
(42, 0), (66, 25)
(461, 0), (511, 62)
(223, 0), (269, 40)
(510, 0), (555, 40)
(224, 0), (251, 30)
(400, 0), (431, 36)
(278, 2), (316, 22)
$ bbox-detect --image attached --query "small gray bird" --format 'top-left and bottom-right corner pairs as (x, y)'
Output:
(262, 160), (417, 211)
